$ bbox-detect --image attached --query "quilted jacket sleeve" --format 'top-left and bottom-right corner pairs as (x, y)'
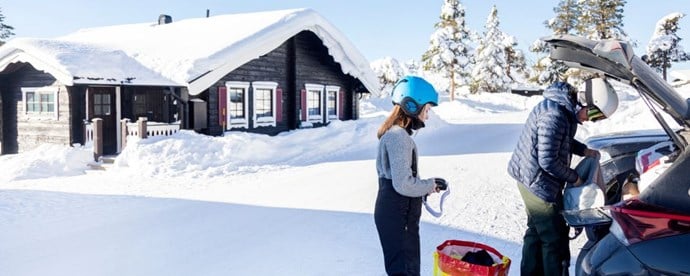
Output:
(572, 139), (587, 157)
(536, 109), (579, 183)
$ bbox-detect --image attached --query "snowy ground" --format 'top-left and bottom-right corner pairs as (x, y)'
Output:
(0, 84), (683, 275)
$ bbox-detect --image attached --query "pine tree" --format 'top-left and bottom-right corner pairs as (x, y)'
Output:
(645, 12), (688, 80)
(403, 59), (420, 76)
(502, 34), (528, 82)
(575, 0), (592, 36)
(422, 0), (474, 100)
(529, 40), (568, 84)
(548, 0), (582, 35)
(370, 57), (405, 97)
(471, 5), (511, 93)
(0, 8), (14, 45)
(582, 0), (629, 41)
(529, 0), (579, 85)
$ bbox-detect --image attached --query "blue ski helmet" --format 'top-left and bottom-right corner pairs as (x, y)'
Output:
(391, 76), (438, 116)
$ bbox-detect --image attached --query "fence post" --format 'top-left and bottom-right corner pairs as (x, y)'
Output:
(83, 119), (89, 146)
(120, 118), (130, 152)
(138, 117), (148, 139)
(92, 118), (103, 162)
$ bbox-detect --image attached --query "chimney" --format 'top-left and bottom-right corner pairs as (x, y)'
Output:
(158, 14), (172, 25)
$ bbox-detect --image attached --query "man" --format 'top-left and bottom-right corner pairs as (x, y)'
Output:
(507, 77), (619, 275)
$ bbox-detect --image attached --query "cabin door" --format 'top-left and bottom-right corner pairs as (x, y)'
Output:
(88, 87), (117, 155)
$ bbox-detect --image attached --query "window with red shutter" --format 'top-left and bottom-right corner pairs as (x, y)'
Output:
(251, 81), (279, 127)
(305, 84), (325, 123)
(225, 81), (250, 129)
(325, 85), (340, 122)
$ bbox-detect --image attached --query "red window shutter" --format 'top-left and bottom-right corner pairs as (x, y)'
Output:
(338, 88), (346, 120)
(218, 86), (227, 129)
(276, 87), (283, 123)
(301, 89), (307, 121)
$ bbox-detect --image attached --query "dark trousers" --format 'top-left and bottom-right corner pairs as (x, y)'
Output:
(374, 178), (423, 276)
(517, 183), (570, 276)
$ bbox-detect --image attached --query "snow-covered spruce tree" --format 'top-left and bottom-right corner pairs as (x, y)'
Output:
(529, 40), (564, 85)
(404, 59), (420, 76)
(471, 5), (511, 93)
(422, 0), (474, 100)
(529, 0), (579, 85)
(502, 34), (529, 82)
(529, 40), (568, 85)
(370, 57), (405, 97)
(0, 8), (14, 46)
(645, 12), (688, 80)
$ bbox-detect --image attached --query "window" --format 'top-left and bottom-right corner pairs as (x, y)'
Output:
(255, 88), (273, 118)
(226, 81), (250, 129)
(305, 83), (324, 123)
(133, 92), (146, 117)
(326, 86), (340, 121)
(252, 81), (278, 127)
(25, 92), (39, 112)
(229, 87), (245, 119)
(21, 87), (58, 119)
(93, 93), (111, 116)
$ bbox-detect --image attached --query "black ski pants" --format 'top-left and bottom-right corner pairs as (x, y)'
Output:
(374, 178), (423, 276)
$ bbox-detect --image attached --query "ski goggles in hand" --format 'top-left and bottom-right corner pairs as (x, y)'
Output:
(587, 106), (606, 122)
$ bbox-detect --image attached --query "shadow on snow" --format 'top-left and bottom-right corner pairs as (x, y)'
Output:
(0, 190), (521, 276)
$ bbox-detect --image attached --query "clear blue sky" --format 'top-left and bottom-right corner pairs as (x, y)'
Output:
(4, 1), (690, 68)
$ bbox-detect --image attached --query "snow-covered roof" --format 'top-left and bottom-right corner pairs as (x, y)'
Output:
(0, 8), (379, 95)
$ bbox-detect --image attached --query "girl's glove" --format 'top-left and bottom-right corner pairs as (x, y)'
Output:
(434, 178), (448, 191)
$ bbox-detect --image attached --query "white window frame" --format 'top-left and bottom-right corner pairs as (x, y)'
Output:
(251, 81), (278, 127)
(305, 83), (325, 123)
(21, 86), (59, 120)
(225, 81), (250, 129)
(325, 85), (340, 122)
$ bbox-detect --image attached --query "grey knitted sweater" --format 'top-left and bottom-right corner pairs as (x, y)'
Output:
(376, 126), (436, 197)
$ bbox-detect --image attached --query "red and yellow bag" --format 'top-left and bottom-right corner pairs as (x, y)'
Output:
(433, 240), (511, 276)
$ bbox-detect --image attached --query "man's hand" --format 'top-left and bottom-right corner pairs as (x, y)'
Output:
(574, 176), (584, 187)
(584, 148), (601, 158)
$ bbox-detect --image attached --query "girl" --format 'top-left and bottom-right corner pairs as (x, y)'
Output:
(374, 76), (447, 276)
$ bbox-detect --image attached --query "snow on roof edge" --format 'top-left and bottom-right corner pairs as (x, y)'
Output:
(0, 37), (183, 86)
(0, 9), (380, 94)
(188, 8), (380, 96)
(0, 39), (74, 85)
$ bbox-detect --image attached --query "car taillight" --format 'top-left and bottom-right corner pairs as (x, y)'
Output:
(609, 199), (690, 246)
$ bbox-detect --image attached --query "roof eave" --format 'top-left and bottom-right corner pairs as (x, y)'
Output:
(0, 50), (74, 86)
(187, 9), (379, 96)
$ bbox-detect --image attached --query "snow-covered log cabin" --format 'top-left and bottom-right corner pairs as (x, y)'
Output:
(0, 8), (379, 155)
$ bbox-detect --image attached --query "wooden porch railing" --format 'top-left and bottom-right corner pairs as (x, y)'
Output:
(84, 121), (95, 145)
(84, 117), (181, 161)
(124, 119), (181, 138)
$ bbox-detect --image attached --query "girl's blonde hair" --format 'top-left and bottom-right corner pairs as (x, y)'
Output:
(377, 105), (413, 139)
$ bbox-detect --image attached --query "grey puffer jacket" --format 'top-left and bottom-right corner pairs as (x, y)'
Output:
(507, 83), (586, 203)
(377, 126), (436, 197)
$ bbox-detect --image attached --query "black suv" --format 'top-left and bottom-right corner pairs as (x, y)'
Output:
(544, 35), (690, 275)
